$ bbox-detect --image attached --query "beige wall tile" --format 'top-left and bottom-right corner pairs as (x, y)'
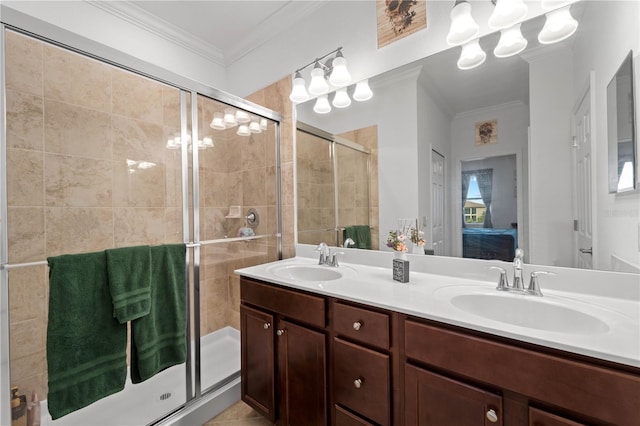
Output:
(242, 168), (266, 207)
(112, 115), (166, 164)
(7, 148), (43, 207)
(44, 99), (111, 159)
(5, 31), (43, 97)
(10, 318), (46, 360)
(8, 266), (47, 324)
(44, 44), (111, 112)
(7, 207), (45, 263)
(113, 207), (166, 247)
(112, 160), (166, 208)
(112, 68), (163, 124)
(45, 207), (114, 256)
(45, 153), (112, 207)
(6, 90), (43, 151)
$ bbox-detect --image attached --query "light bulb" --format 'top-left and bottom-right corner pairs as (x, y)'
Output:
(332, 88), (351, 108)
(308, 63), (329, 96)
(329, 52), (351, 87)
(313, 95), (331, 114)
(457, 39), (486, 70)
(538, 6), (578, 44)
(289, 71), (310, 103)
(488, 0), (528, 30)
(446, 1), (479, 46)
(493, 23), (528, 58)
(353, 80), (373, 101)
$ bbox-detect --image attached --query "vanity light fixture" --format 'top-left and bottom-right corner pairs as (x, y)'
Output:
(353, 79), (373, 102)
(328, 50), (351, 87)
(332, 87), (351, 108)
(488, 0), (528, 30)
(237, 124), (250, 137)
(538, 5), (578, 44)
(259, 118), (268, 130)
(313, 95), (331, 114)
(493, 23), (528, 58)
(166, 134), (214, 150)
(289, 47), (351, 101)
(235, 110), (250, 123)
(248, 119), (262, 134)
(308, 62), (330, 96)
(457, 39), (487, 70)
(223, 108), (237, 127)
(446, 0), (480, 46)
(210, 112), (225, 130)
(289, 71), (310, 103)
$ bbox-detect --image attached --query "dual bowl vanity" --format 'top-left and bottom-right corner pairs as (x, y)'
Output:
(236, 245), (639, 425)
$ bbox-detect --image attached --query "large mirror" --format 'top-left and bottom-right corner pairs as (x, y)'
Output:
(607, 51), (637, 193)
(296, 0), (640, 273)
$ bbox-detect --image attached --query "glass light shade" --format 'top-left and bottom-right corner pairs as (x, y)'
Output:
(353, 80), (373, 101)
(249, 121), (262, 133)
(446, 1), (479, 46)
(203, 137), (214, 148)
(308, 64), (329, 95)
(493, 24), (528, 58)
(329, 55), (351, 87)
(210, 112), (226, 130)
(289, 72), (310, 103)
(235, 110), (250, 123)
(457, 39), (486, 70)
(236, 124), (250, 136)
(313, 95), (331, 114)
(223, 109), (237, 127)
(260, 118), (268, 130)
(488, 0), (528, 30)
(538, 6), (578, 44)
(332, 88), (351, 108)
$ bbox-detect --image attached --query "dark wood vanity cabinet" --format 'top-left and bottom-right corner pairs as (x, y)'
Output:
(240, 278), (327, 426)
(240, 276), (640, 426)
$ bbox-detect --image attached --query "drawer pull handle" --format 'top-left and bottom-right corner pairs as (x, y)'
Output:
(353, 321), (363, 331)
(354, 377), (363, 389)
(276, 329), (285, 336)
(486, 409), (498, 423)
(263, 322), (271, 329)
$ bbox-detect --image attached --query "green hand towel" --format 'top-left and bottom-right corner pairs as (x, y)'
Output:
(130, 244), (187, 383)
(344, 225), (372, 250)
(105, 245), (152, 323)
(47, 251), (127, 420)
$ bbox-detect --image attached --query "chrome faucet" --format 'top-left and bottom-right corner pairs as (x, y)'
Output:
(343, 238), (355, 248)
(316, 242), (330, 265)
(512, 248), (525, 290)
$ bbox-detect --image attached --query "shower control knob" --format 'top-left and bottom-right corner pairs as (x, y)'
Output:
(263, 323), (271, 330)
(353, 321), (362, 331)
(276, 329), (285, 336)
(486, 409), (498, 423)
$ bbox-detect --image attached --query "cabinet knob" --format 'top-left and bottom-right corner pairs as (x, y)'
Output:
(263, 322), (271, 329)
(353, 321), (362, 331)
(354, 377), (363, 389)
(486, 409), (498, 423)
(276, 329), (285, 336)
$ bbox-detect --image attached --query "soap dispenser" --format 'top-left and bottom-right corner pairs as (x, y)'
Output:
(11, 386), (27, 422)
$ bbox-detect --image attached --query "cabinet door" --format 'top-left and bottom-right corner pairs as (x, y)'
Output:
(529, 407), (587, 426)
(241, 305), (275, 422)
(405, 364), (503, 426)
(277, 319), (327, 426)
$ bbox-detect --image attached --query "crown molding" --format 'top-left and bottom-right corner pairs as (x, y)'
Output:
(86, 0), (225, 66)
(225, 1), (326, 66)
(453, 100), (527, 120)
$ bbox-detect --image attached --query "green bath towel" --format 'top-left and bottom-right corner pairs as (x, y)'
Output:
(344, 225), (372, 249)
(105, 245), (152, 323)
(46, 251), (127, 420)
(130, 244), (187, 383)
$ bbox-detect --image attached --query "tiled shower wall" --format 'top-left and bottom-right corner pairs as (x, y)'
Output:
(4, 30), (279, 402)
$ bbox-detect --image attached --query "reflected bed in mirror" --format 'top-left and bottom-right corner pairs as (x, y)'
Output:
(295, 0), (639, 273)
(607, 51), (637, 194)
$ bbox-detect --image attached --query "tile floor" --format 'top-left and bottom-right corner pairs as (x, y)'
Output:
(204, 401), (272, 426)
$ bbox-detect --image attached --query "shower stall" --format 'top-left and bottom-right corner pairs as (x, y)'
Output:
(0, 19), (281, 426)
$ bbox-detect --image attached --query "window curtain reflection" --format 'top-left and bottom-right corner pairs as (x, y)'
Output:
(474, 168), (494, 228)
(461, 172), (473, 228)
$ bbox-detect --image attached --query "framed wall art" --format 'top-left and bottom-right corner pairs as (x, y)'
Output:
(377, 0), (427, 48)
(475, 119), (498, 146)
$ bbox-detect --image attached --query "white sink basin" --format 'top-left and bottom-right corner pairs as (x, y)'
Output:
(449, 293), (610, 334)
(268, 264), (344, 282)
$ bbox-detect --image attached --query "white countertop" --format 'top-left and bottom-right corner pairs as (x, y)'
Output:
(236, 246), (640, 368)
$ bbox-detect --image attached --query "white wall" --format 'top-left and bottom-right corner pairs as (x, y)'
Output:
(572, 0), (640, 271)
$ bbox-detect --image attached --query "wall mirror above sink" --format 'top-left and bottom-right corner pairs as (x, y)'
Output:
(607, 51), (637, 194)
(295, 0), (640, 273)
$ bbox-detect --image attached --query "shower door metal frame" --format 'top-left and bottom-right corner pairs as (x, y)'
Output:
(0, 8), (283, 425)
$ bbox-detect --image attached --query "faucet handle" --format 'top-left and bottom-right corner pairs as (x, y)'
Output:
(489, 266), (509, 291)
(330, 251), (344, 267)
(527, 271), (555, 296)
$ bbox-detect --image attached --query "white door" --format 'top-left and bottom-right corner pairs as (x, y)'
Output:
(431, 150), (445, 255)
(572, 78), (596, 269)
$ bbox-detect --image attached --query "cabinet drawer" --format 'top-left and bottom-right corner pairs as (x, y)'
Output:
(335, 405), (375, 426)
(405, 319), (640, 426)
(333, 301), (390, 350)
(529, 407), (587, 426)
(333, 338), (390, 426)
(240, 278), (325, 328)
